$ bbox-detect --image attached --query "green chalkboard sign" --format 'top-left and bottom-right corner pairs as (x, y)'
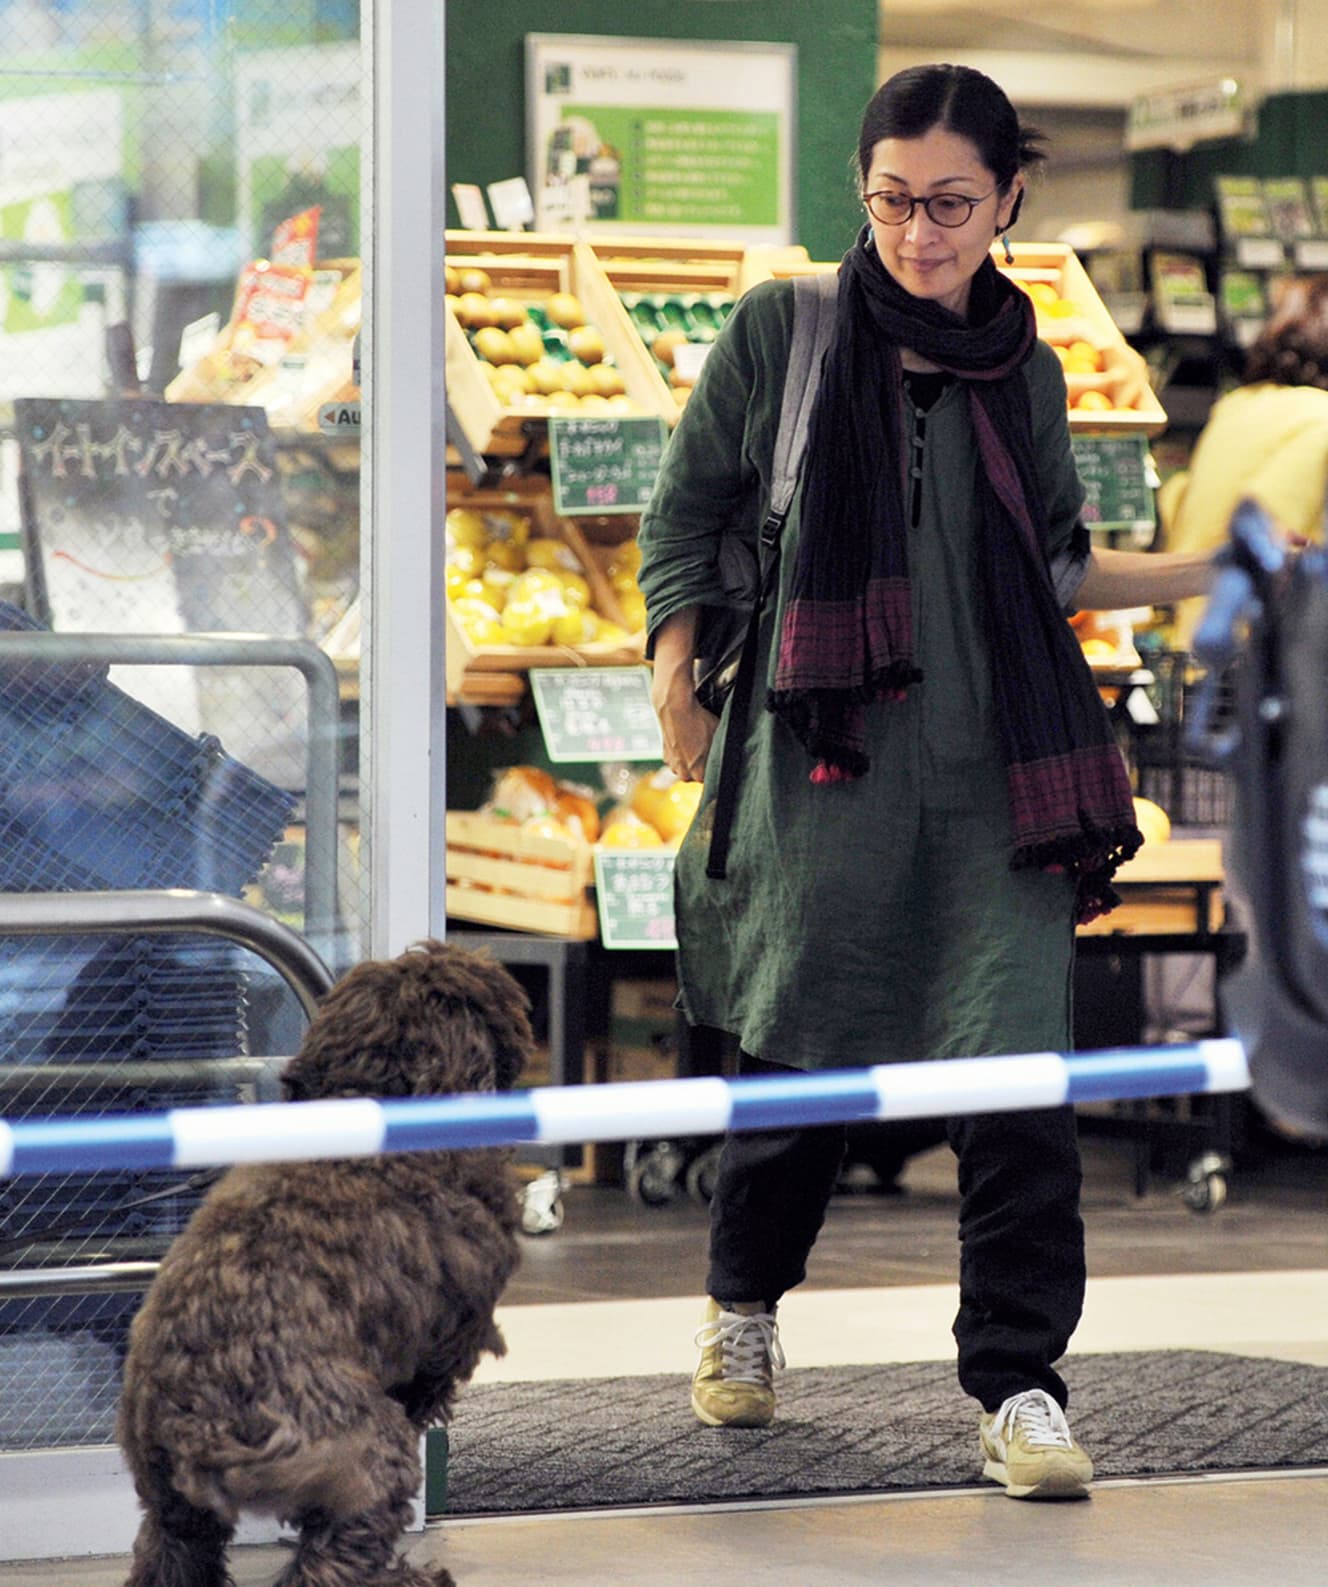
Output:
(548, 415), (667, 516)
(529, 665), (663, 763)
(1071, 433), (1157, 537)
(594, 849), (678, 949)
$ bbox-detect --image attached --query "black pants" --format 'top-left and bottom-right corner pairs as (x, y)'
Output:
(705, 1053), (1086, 1412)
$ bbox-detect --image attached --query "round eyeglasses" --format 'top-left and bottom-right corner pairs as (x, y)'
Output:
(864, 189), (996, 228)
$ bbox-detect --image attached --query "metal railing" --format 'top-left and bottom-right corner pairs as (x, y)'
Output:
(0, 888), (333, 1303)
(0, 631), (342, 958)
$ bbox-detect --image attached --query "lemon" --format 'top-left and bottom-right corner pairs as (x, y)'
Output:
(480, 566), (518, 610)
(444, 564), (471, 598)
(546, 291), (587, 329)
(556, 571), (592, 609)
(588, 362), (626, 397)
(488, 297), (528, 330)
(1133, 796), (1171, 845)
(483, 537), (525, 573)
(446, 507), (488, 549)
(501, 599), (554, 646)
(510, 568), (566, 605)
(568, 324), (606, 364)
(507, 322), (545, 366)
(526, 358), (565, 396)
(599, 813), (665, 848)
(473, 325), (517, 365)
(525, 538), (581, 574)
(447, 544), (485, 579)
(654, 780), (703, 841)
(552, 608), (600, 646)
(617, 591), (647, 632)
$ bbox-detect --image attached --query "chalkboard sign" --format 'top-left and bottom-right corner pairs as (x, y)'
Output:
(1071, 433), (1157, 537)
(594, 849), (678, 949)
(15, 396), (309, 785)
(548, 415), (667, 516)
(529, 665), (663, 763)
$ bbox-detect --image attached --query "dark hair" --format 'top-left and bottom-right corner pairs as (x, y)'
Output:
(856, 64), (1046, 225)
(1243, 275), (1328, 390)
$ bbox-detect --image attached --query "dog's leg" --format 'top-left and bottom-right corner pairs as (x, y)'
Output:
(122, 1489), (235, 1587)
(272, 1397), (452, 1587)
(273, 1498), (454, 1587)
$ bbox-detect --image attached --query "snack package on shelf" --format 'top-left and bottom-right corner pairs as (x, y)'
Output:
(166, 252), (360, 429)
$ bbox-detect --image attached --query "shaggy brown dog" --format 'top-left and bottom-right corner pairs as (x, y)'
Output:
(117, 939), (534, 1587)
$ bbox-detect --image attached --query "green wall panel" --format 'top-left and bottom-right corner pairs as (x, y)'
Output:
(444, 0), (879, 263)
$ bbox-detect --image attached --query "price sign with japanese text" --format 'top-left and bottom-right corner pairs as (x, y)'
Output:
(529, 666), (663, 763)
(594, 849), (677, 949)
(548, 415), (667, 515)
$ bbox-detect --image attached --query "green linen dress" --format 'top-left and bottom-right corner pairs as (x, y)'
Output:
(638, 278), (1088, 1072)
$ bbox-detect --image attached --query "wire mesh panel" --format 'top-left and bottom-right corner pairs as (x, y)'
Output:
(0, 602), (296, 1450)
(1131, 650), (1237, 830)
(0, 0), (366, 1463)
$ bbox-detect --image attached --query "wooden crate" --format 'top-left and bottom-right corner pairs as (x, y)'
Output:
(444, 230), (667, 456)
(590, 238), (810, 425)
(998, 242), (1168, 436)
(444, 494), (645, 697)
(445, 810), (598, 938)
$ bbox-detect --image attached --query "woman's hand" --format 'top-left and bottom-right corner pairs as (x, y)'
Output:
(650, 607), (719, 782)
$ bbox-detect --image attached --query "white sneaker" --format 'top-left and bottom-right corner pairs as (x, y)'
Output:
(979, 1388), (1094, 1499)
(690, 1298), (785, 1428)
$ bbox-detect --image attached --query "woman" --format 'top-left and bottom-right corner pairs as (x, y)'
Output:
(1161, 272), (1328, 650)
(638, 63), (1213, 1501)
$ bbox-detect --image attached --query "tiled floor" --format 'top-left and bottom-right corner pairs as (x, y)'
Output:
(6, 1124), (1327, 1586)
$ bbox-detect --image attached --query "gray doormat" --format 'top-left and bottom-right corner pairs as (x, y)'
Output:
(443, 1351), (1328, 1515)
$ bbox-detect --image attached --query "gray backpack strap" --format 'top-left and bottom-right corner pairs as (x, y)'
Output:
(705, 269), (839, 882)
(766, 270), (839, 526)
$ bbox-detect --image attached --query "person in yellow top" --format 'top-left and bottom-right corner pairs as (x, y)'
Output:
(1161, 274), (1328, 649)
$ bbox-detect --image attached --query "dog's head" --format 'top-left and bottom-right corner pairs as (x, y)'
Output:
(280, 940), (535, 1102)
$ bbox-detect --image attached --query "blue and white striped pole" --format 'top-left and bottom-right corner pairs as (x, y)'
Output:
(0, 1040), (1249, 1179)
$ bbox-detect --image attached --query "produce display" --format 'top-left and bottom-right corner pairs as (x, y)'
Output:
(617, 290), (734, 407)
(1010, 277), (1149, 415)
(445, 264), (642, 417)
(445, 504), (639, 651)
(476, 764), (702, 851)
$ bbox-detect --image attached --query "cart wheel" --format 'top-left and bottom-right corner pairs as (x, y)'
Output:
(1180, 1151), (1231, 1214)
(626, 1142), (685, 1207)
(684, 1143), (723, 1205)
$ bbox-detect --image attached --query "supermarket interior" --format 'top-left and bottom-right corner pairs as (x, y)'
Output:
(2, 1), (1328, 1583)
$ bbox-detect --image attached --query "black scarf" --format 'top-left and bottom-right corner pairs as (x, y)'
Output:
(769, 227), (1141, 922)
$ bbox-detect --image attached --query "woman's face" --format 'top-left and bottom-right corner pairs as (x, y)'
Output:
(863, 126), (1023, 317)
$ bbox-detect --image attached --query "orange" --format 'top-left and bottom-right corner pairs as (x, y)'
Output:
(555, 788), (601, 843)
(1074, 389), (1114, 411)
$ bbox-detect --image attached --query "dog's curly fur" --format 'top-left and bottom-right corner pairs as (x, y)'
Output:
(116, 940), (535, 1587)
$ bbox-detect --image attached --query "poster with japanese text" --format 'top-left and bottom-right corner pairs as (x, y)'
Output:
(16, 398), (310, 787)
(526, 34), (795, 242)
